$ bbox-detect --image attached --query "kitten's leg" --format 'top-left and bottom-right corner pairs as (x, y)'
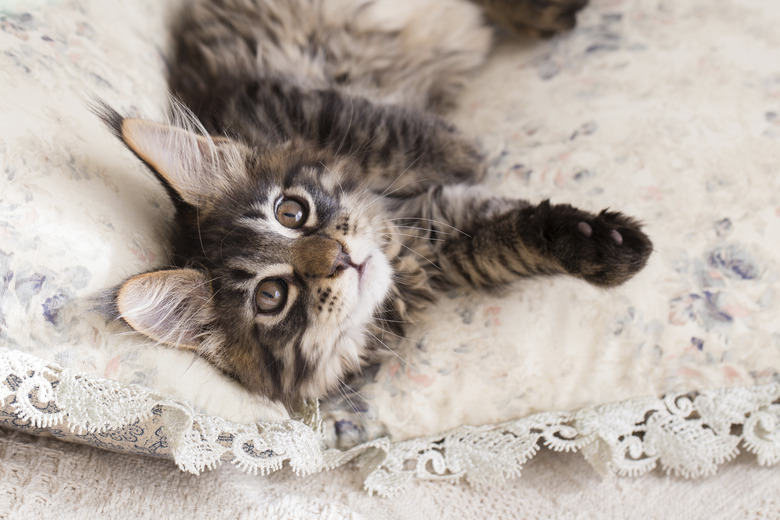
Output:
(470, 0), (589, 37)
(394, 184), (652, 289)
(171, 0), (492, 114)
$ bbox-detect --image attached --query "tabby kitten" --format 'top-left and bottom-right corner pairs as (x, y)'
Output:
(100, 0), (652, 407)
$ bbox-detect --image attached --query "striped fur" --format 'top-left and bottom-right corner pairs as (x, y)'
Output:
(103, 0), (653, 406)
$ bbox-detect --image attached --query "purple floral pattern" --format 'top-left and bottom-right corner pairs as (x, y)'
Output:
(1, 0), (780, 461)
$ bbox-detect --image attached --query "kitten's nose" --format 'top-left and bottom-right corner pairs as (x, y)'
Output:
(292, 236), (352, 278)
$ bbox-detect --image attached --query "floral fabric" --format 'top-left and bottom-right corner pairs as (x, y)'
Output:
(1, 0), (780, 490)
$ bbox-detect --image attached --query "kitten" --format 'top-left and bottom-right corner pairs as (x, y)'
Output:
(99, 0), (652, 407)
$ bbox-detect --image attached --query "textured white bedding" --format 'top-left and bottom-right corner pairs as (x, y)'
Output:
(1, 0), (780, 505)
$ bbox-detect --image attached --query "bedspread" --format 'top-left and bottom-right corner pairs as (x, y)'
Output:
(1, 0), (780, 498)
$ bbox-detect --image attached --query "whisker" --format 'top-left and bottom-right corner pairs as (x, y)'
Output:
(386, 236), (442, 271)
(334, 94), (355, 157)
(375, 153), (425, 198)
(384, 217), (471, 237)
(375, 327), (415, 343)
(340, 379), (370, 405)
(374, 317), (411, 325)
(196, 206), (209, 261)
(366, 330), (419, 372)
(366, 175), (434, 208)
(389, 225), (451, 235)
(361, 155), (429, 212)
(337, 379), (368, 431)
(389, 232), (445, 242)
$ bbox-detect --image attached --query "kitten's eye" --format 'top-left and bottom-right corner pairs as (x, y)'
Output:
(275, 197), (308, 229)
(255, 279), (288, 314)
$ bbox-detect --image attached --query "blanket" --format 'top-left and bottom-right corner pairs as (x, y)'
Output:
(1, 0), (779, 503)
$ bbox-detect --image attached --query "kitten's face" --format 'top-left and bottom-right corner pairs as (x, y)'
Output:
(197, 150), (394, 402)
(110, 114), (393, 404)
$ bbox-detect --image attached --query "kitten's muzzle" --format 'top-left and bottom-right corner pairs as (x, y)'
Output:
(292, 235), (354, 279)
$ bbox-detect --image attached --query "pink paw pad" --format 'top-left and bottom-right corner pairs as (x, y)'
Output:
(577, 221), (592, 237)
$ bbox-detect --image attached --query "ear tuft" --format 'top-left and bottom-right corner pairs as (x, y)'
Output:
(92, 100), (248, 208)
(89, 99), (125, 140)
(117, 269), (213, 351)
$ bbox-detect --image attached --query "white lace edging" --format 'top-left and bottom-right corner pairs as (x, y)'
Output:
(344, 384), (780, 497)
(0, 347), (326, 477)
(2, 347), (779, 497)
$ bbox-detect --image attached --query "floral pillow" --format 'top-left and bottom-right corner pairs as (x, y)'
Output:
(2, 0), (780, 496)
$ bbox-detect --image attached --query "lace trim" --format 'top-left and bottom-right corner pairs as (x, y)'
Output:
(0, 347), (325, 477)
(2, 347), (779, 497)
(347, 384), (780, 496)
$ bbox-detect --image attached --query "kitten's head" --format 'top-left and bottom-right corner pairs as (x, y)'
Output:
(100, 105), (393, 405)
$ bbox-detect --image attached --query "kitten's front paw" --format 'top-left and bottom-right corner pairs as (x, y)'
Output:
(532, 200), (653, 287)
(479, 0), (590, 38)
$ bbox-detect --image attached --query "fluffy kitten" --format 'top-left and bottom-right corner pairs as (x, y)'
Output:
(100, 0), (652, 407)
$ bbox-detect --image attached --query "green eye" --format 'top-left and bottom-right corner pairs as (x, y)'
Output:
(255, 279), (288, 314)
(275, 197), (307, 229)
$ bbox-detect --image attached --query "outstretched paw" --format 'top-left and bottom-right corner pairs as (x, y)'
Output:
(477, 0), (590, 38)
(533, 201), (653, 287)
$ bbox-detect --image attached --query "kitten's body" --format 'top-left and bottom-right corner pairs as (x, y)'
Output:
(103, 0), (652, 407)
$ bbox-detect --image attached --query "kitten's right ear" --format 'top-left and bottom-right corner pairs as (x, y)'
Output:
(116, 268), (214, 351)
(93, 102), (247, 207)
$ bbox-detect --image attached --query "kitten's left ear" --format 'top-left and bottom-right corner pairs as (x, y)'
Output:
(94, 103), (247, 207)
(120, 119), (248, 207)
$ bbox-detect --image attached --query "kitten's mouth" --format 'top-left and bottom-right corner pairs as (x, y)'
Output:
(356, 259), (368, 278)
(351, 256), (370, 287)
